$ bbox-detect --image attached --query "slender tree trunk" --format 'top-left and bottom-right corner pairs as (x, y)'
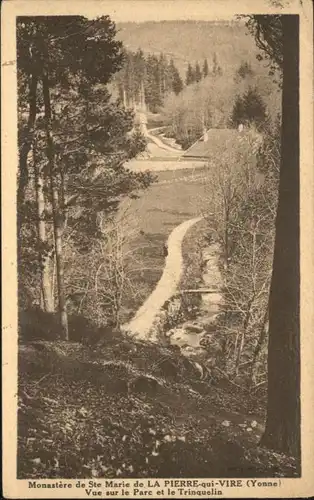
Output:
(250, 308), (268, 384)
(141, 80), (146, 112)
(17, 71), (38, 310)
(260, 15), (300, 458)
(33, 140), (54, 312)
(42, 72), (69, 340)
(18, 72), (38, 212)
(234, 293), (254, 375)
(223, 212), (231, 271)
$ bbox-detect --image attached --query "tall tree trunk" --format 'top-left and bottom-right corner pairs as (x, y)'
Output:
(33, 140), (54, 312)
(250, 308), (268, 385)
(260, 15), (300, 458)
(18, 72), (38, 212)
(17, 72), (38, 309)
(141, 80), (146, 112)
(42, 72), (69, 340)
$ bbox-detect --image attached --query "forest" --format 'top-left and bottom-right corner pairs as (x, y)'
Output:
(16, 15), (300, 480)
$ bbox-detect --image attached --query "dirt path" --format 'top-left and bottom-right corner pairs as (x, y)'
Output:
(146, 131), (182, 154)
(124, 217), (203, 339)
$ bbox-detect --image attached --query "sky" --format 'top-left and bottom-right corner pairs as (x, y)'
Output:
(4, 0), (300, 24)
(86, 1), (237, 22)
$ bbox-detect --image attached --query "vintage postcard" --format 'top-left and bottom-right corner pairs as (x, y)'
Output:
(2, 0), (313, 498)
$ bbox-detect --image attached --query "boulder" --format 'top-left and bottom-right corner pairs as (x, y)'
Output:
(183, 322), (204, 334)
(180, 345), (207, 360)
(129, 375), (162, 395)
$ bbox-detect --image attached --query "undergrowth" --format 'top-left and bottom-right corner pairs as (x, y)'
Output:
(18, 335), (299, 479)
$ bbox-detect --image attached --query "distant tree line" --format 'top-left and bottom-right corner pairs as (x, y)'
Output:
(162, 57), (278, 149)
(185, 54), (222, 86)
(113, 50), (227, 115)
(114, 49), (184, 113)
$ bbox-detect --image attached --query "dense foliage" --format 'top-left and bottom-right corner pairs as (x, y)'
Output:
(160, 59), (280, 149)
(17, 16), (153, 335)
(202, 124), (280, 386)
(113, 49), (183, 112)
(230, 87), (268, 129)
(17, 12), (301, 477)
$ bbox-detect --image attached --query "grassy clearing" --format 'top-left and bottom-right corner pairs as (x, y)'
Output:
(120, 167), (210, 321)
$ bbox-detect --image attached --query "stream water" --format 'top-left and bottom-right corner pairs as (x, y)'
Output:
(167, 242), (224, 360)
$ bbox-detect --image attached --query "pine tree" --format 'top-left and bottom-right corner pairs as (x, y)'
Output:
(194, 62), (202, 83)
(212, 52), (223, 76)
(134, 49), (146, 107)
(230, 95), (245, 127)
(158, 53), (167, 97)
(236, 61), (254, 80)
(231, 87), (267, 129)
(169, 59), (183, 95)
(185, 63), (195, 86)
(202, 58), (209, 78)
(146, 54), (163, 112)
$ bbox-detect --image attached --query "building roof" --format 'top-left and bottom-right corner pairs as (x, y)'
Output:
(182, 128), (251, 160)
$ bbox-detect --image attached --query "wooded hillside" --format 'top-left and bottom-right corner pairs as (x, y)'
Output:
(116, 20), (260, 76)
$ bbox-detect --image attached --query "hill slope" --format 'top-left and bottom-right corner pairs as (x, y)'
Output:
(18, 336), (299, 478)
(116, 20), (260, 76)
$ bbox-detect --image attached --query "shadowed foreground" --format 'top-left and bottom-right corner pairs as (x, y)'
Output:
(18, 334), (299, 479)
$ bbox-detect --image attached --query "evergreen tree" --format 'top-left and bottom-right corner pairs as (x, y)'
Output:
(194, 62), (202, 83)
(17, 16), (152, 337)
(158, 53), (167, 97)
(169, 59), (183, 95)
(236, 61), (254, 80)
(202, 58), (209, 78)
(212, 52), (223, 76)
(185, 63), (195, 85)
(230, 95), (245, 127)
(146, 54), (163, 112)
(231, 87), (267, 129)
(134, 49), (146, 106)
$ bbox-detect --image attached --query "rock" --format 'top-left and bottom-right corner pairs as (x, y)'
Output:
(163, 434), (172, 442)
(221, 420), (231, 427)
(181, 345), (207, 360)
(129, 375), (161, 395)
(193, 361), (204, 378)
(183, 322), (204, 334)
(202, 323), (217, 335)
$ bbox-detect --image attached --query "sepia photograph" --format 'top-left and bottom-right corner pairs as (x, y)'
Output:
(2, 0), (313, 497)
